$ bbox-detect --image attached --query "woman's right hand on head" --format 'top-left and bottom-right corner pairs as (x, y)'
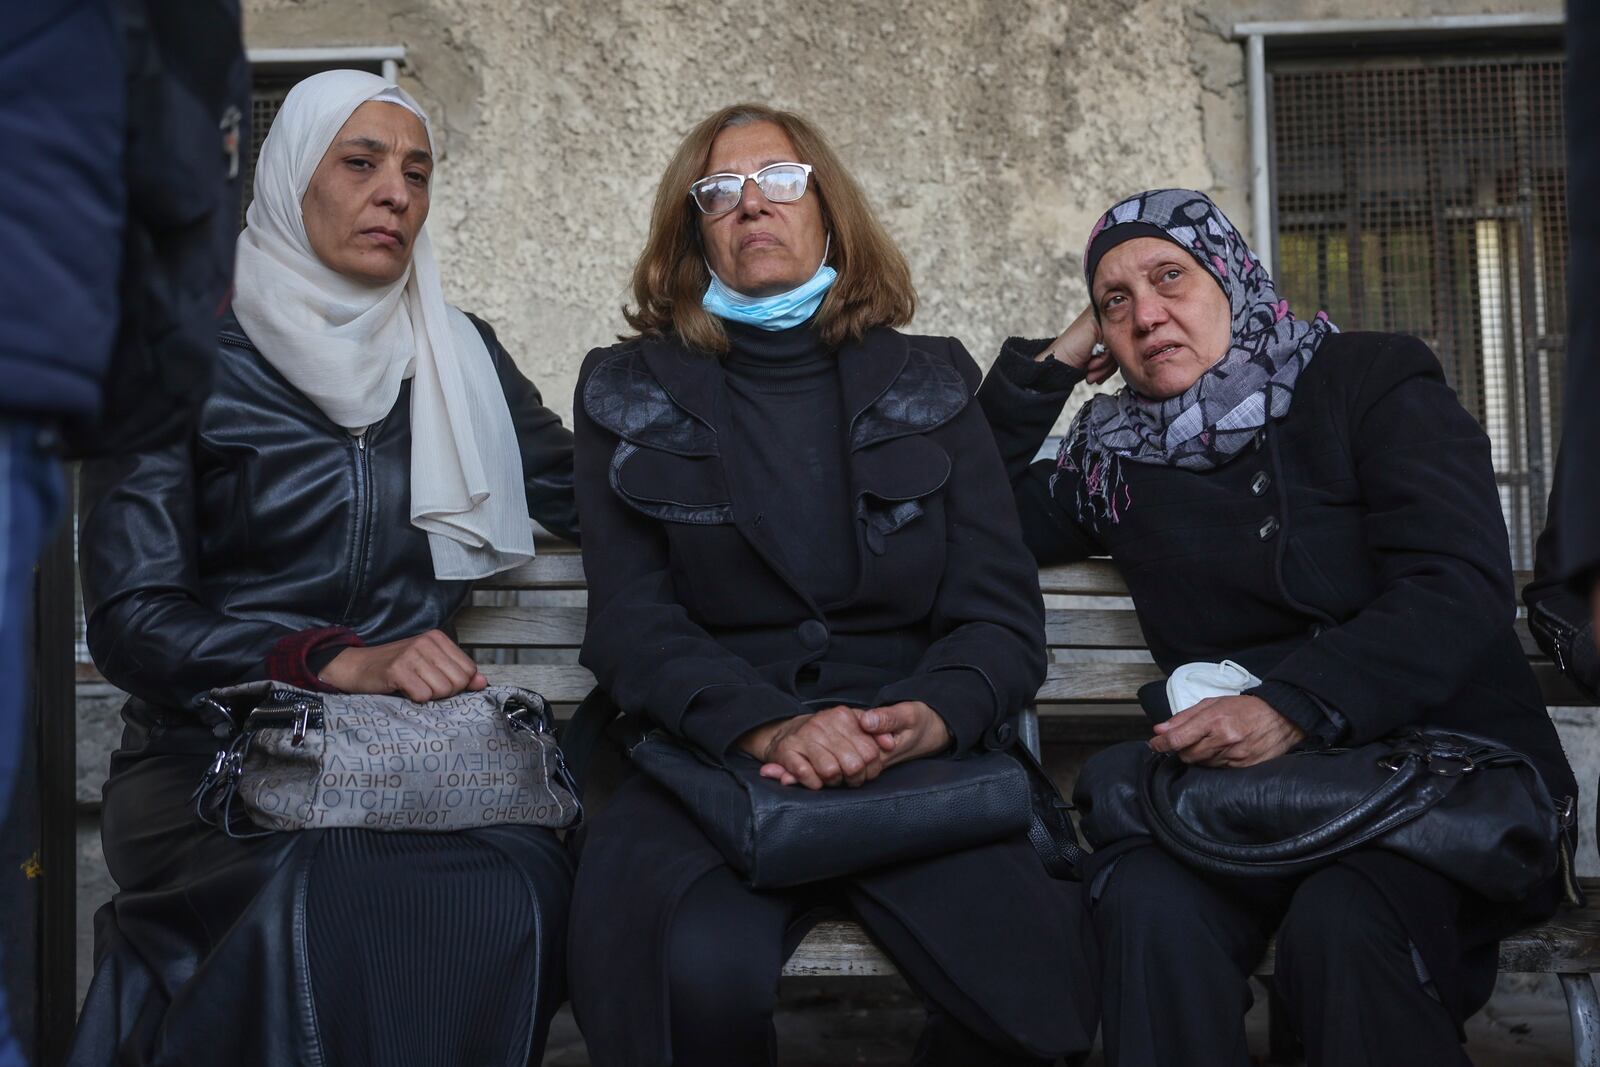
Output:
(736, 706), (887, 790)
(318, 629), (488, 702)
(1039, 305), (1116, 384)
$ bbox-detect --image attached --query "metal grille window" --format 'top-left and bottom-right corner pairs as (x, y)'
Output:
(1271, 52), (1566, 568)
(242, 73), (296, 228)
(239, 48), (404, 228)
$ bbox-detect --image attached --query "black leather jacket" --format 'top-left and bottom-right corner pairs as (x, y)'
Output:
(80, 312), (577, 728)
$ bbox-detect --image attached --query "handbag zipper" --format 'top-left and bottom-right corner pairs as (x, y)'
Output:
(339, 427), (376, 625)
(244, 698), (326, 739)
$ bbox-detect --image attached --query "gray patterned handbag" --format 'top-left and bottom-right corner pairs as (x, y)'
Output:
(191, 681), (581, 837)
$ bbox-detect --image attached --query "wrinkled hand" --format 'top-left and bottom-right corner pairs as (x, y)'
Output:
(1038, 305), (1116, 385)
(319, 630), (487, 703)
(857, 701), (952, 770)
(737, 705), (888, 790)
(1148, 695), (1304, 768)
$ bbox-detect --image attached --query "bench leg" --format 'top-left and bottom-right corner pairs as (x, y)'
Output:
(1560, 973), (1600, 1067)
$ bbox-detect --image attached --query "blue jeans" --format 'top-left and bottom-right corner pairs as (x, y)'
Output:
(0, 419), (67, 1067)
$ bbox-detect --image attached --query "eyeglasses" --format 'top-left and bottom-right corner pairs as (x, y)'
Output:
(688, 162), (814, 216)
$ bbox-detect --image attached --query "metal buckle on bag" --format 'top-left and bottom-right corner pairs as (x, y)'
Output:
(505, 695), (551, 736)
(1378, 751), (1419, 772)
(190, 747), (230, 803)
(1423, 751), (1475, 777)
(1378, 743), (1475, 777)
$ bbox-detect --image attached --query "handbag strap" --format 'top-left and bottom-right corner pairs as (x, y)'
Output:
(1139, 747), (1442, 872)
(1137, 733), (1539, 878)
(1010, 740), (1087, 879)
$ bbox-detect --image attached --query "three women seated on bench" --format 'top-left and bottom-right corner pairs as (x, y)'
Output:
(72, 76), (1577, 1067)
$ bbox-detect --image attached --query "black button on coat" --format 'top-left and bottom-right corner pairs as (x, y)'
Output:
(567, 327), (1094, 1064)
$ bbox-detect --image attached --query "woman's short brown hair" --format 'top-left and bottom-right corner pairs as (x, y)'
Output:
(623, 104), (916, 354)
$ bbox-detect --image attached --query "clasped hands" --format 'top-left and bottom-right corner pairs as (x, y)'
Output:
(1149, 694), (1305, 768)
(736, 701), (951, 790)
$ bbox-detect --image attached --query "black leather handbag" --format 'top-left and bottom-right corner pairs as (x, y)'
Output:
(618, 719), (1084, 888)
(1073, 728), (1581, 903)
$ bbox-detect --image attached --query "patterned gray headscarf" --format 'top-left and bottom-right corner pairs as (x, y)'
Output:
(1054, 188), (1337, 529)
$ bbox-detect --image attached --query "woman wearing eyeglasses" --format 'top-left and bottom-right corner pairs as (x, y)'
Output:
(565, 104), (1095, 1066)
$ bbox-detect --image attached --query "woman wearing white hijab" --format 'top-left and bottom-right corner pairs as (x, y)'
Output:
(70, 71), (578, 1065)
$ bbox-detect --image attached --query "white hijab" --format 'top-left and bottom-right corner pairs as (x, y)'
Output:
(232, 69), (534, 580)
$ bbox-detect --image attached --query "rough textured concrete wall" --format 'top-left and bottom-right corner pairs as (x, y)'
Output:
(242, 0), (1551, 420)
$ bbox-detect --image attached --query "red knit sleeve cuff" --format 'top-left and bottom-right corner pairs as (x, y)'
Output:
(265, 626), (364, 692)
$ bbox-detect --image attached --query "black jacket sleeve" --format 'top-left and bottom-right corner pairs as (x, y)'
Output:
(1525, 445), (1600, 697)
(79, 442), (300, 709)
(872, 339), (1050, 751)
(572, 348), (807, 757)
(1258, 335), (1522, 744)
(469, 314), (579, 544)
(974, 338), (1101, 563)
(1558, 0), (1600, 596)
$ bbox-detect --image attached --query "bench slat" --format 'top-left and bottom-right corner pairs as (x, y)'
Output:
(459, 606), (587, 647)
(479, 664), (598, 703)
(478, 662), (1166, 706)
(781, 920), (898, 977)
(459, 606), (1152, 651)
(782, 914), (1600, 978)
(1038, 560), (1128, 596)
(476, 552), (1136, 599)
(480, 557), (1542, 605)
(476, 553), (588, 590)
(479, 660), (1589, 710)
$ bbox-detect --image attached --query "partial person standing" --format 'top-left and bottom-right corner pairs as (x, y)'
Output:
(1559, 0), (1600, 616)
(0, 2), (246, 1063)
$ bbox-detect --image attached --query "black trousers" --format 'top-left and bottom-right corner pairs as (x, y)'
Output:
(1090, 846), (1470, 1067)
(666, 865), (1054, 1067)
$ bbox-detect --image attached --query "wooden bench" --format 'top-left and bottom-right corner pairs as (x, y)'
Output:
(463, 541), (1600, 1066)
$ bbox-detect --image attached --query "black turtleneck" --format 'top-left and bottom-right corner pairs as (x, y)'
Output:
(720, 318), (858, 608)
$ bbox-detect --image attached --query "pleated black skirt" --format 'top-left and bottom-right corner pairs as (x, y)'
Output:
(69, 747), (573, 1067)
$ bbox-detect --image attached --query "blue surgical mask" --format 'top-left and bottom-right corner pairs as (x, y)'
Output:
(702, 239), (836, 331)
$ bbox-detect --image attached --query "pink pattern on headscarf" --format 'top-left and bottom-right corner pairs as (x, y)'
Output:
(1061, 188), (1339, 533)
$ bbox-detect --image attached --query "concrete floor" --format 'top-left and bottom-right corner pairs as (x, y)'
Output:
(536, 974), (1576, 1065)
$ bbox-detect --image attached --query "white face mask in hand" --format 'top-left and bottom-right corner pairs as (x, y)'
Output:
(1166, 660), (1263, 715)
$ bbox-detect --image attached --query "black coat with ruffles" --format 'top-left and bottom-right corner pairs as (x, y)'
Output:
(978, 329), (1579, 1023)
(567, 327), (1095, 1064)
